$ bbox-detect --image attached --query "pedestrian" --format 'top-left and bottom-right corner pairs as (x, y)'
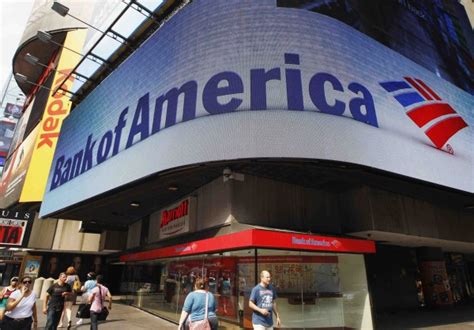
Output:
(220, 272), (232, 316)
(76, 272), (97, 326)
(178, 277), (218, 330)
(43, 272), (72, 330)
(88, 275), (112, 330)
(59, 267), (80, 328)
(3, 276), (38, 329)
(0, 276), (19, 321)
(249, 270), (281, 330)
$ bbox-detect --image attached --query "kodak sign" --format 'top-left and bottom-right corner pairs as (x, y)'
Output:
(19, 29), (86, 202)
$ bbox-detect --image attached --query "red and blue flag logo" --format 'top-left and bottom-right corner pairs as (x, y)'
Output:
(380, 77), (468, 153)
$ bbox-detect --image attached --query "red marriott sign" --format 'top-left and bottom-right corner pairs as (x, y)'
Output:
(160, 199), (192, 237)
(161, 199), (189, 228)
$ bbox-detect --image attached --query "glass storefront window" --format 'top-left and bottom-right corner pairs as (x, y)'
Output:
(119, 248), (372, 329)
(254, 249), (372, 329)
(120, 250), (255, 326)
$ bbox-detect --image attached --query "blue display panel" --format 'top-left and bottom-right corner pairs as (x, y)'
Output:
(40, 0), (473, 217)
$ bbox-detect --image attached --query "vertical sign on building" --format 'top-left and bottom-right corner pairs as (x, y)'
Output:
(19, 29), (87, 202)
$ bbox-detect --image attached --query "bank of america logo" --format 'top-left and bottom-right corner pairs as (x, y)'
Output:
(380, 77), (468, 153)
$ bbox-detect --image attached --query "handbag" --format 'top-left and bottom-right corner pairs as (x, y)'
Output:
(73, 277), (82, 293)
(76, 304), (91, 319)
(97, 307), (109, 321)
(97, 285), (109, 321)
(188, 292), (211, 330)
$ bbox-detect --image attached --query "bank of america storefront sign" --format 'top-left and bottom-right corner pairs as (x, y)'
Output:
(40, 0), (472, 217)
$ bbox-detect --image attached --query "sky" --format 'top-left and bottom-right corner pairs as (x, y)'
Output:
(0, 0), (34, 95)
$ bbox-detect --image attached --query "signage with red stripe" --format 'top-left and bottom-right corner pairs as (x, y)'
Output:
(120, 229), (375, 262)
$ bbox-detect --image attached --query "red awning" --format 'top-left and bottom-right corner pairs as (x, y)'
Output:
(120, 229), (376, 262)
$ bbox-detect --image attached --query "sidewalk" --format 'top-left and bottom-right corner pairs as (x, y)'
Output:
(375, 304), (474, 329)
(36, 301), (176, 329)
(28, 300), (474, 329)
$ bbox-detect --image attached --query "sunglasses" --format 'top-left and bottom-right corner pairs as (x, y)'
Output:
(11, 279), (18, 282)
(23, 280), (32, 284)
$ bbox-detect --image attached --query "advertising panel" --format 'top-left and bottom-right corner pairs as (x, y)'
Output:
(20, 29), (86, 203)
(7, 101), (33, 159)
(158, 197), (195, 239)
(0, 118), (17, 157)
(0, 209), (33, 247)
(420, 261), (454, 306)
(0, 125), (40, 208)
(40, 0), (473, 217)
(22, 255), (42, 278)
(4, 103), (22, 119)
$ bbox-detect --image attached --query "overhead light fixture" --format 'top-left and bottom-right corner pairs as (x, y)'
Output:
(14, 73), (54, 92)
(37, 31), (85, 57)
(130, 201), (140, 207)
(25, 52), (88, 84)
(24, 53), (41, 66)
(14, 73), (28, 83)
(168, 185), (179, 191)
(51, 1), (69, 16)
(37, 30), (53, 43)
(51, 1), (134, 49)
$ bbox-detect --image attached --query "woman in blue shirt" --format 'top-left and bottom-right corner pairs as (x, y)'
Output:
(178, 277), (218, 330)
(76, 272), (97, 326)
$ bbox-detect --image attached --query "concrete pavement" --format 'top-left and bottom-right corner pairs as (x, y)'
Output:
(35, 301), (176, 330)
(19, 299), (474, 329)
(375, 304), (474, 329)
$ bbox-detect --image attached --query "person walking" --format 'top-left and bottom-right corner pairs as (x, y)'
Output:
(76, 272), (97, 326)
(178, 277), (218, 330)
(249, 270), (281, 330)
(43, 272), (72, 330)
(3, 276), (38, 329)
(0, 276), (19, 322)
(59, 267), (80, 328)
(88, 275), (112, 330)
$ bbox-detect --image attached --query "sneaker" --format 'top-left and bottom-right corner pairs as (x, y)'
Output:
(67, 321), (72, 329)
(76, 319), (83, 325)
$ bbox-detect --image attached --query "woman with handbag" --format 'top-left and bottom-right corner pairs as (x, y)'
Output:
(88, 275), (112, 330)
(3, 276), (38, 329)
(76, 272), (97, 325)
(59, 267), (80, 329)
(178, 277), (218, 330)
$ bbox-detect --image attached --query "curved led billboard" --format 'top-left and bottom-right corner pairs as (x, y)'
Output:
(40, 0), (473, 217)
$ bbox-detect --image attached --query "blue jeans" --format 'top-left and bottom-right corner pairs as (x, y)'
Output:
(45, 308), (62, 330)
(90, 311), (99, 330)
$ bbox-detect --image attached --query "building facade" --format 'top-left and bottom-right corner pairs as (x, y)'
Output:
(1, 0), (473, 329)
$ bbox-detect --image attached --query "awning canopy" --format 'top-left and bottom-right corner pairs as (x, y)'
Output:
(120, 229), (376, 262)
